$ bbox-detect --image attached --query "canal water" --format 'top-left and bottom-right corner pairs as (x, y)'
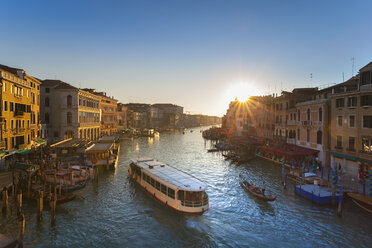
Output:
(1, 127), (371, 247)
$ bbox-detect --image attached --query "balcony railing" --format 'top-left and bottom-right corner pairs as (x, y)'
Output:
(14, 111), (24, 117)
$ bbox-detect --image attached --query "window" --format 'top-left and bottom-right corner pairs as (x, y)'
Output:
(10, 102), (14, 112)
(306, 129), (310, 142)
(150, 178), (155, 187)
(3, 82), (6, 92)
(156, 181), (160, 190)
(348, 137), (355, 151)
(362, 138), (372, 153)
(297, 128), (300, 140)
(297, 110), (300, 121)
(317, 130), (322, 144)
(336, 98), (345, 108)
(161, 184), (167, 194)
(3, 101), (7, 111)
(11, 120), (14, 129)
(360, 95), (372, 106)
(360, 71), (372, 86)
(336, 136), (342, 148)
(67, 95), (72, 107)
(4, 120), (6, 130)
(318, 108), (322, 122)
(363, 116), (372, 128)
(337, 116), (342, 127)
(45, 88), (50, 93)
(167, 188), (175, 199)
(45, 97), (50, 107)
(349, 115), (355, 128)
(307, 109), (310, 121)
(67, 112), (72, 124)
(347, 96), (357, 107)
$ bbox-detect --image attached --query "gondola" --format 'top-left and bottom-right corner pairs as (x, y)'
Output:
(57, 194), (76, 204)
(239, 174), (277, 201)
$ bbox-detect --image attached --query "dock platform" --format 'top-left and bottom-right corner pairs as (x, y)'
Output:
(295, 184), (342, 204)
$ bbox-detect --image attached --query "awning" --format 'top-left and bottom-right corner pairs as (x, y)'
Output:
(35, 139), (46, 145)
(17, 149), (34, 155)
(14, 162), (40, 173)
(0, 151), (6, 158)
(260, 144), (319, 158)
(330, 151), (372, 164)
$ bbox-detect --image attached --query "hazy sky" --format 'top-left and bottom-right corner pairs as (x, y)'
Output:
(1, 0), (372, 116)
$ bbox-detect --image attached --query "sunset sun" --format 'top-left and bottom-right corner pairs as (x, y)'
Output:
(225, 83), (260, 102)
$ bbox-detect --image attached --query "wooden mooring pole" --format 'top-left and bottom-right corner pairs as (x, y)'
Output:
(37, 190), (43, 221)
(50, 191), (56, 225)
(17, 189), (22, 212)
(2, 187), (8, 212)
(17, 213), (25, 248)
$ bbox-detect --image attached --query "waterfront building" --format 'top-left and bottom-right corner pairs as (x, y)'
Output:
(124, 103), (151, 129)
(294, 98), (329, 166)
(117, 103), (128, 132)
(83, 89), (118, 136)
(150, 104), (184, 129)
(40, 80), (101, 143)
(0, 64), (41, 151)
(330, 62), (372, 177)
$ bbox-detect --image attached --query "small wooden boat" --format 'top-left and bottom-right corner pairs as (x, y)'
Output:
(207, 148), (219, 152)
(347, 193), (372, 214)
(57, 194), (76, 204)
(239, 174), (277, 201)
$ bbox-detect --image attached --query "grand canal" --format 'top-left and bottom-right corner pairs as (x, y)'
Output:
(1, 127), (372, 247)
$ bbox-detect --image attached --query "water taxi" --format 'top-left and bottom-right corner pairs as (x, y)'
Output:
(129, 158), (209, 214)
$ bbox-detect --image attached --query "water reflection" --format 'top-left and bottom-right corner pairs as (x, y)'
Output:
(0, 127), (371, 247)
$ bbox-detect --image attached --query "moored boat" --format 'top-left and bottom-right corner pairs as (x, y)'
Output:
(85, 136), (120, 171)
(129, 158), (209, 214)
(347, 193), (372, 213)
(239, 174), (277, 201)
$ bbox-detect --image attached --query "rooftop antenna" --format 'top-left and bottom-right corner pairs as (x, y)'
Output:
(310, 73), (313, 87)
(351, 57), (355, 76)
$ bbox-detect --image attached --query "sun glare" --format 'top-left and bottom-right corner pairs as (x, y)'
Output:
(225, 83), (260, 102)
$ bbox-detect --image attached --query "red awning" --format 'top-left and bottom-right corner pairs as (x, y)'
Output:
(260, 143), (318, 158)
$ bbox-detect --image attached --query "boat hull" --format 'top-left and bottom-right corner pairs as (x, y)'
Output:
(347, 193), (372, 213)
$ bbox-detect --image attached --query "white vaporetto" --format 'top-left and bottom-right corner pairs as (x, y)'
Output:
(129, 158), (209, 214)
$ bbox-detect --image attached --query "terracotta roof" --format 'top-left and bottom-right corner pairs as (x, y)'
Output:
(42, 79), (78, 90)
(0, 64), (23, 75)
(359, 61), (372, 72)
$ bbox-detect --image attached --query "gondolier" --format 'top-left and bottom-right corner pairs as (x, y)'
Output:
(260, 182), (266, 196)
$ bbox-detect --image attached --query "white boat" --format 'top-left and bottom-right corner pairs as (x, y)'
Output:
(128, 158), (209, 214)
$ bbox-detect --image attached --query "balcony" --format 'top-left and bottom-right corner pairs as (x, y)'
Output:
(334, 146), (343, 151)
(302, 120), (312, 126)
(11, 128), (26, 135)
(14, 111), (24, 117)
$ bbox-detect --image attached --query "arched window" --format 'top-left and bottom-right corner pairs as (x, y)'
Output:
(67, 95), (72, 107)
(67, 112), (72, 124)
(45, 113), (49, 124)
(45, 97), (50, 107)
(297, 110), (300, 121)
(319, 108), (323, 122)
(317, 130), (322, 144)
(307, 108), (310, 121)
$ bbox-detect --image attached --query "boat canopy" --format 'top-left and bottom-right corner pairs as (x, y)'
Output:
(86, 143), (113, 153)
(132, 158), (207, 191)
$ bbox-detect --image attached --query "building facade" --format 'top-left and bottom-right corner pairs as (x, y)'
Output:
(0, 65), (41, 151)
(330, 65), (372, 177)
(41, 80), (101, 143)
(117, 103), (128, 132)
(150, 104), (183, 129)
